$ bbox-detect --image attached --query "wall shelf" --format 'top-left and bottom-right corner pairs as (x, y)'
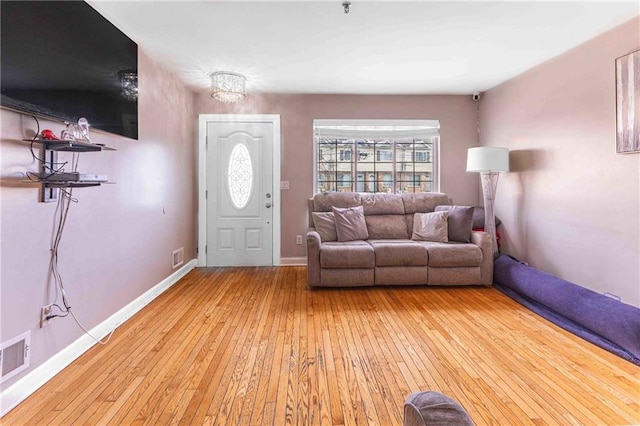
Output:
(24, 138), (116, 202)
(35, 181), (105, 189)
(25, 138), (116, 152)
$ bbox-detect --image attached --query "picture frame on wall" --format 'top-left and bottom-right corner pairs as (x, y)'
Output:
(615, 49), (640, 154)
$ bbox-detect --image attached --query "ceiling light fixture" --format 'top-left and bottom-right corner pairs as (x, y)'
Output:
(342, 1), (351, 14)
(210, 71), (246, 103)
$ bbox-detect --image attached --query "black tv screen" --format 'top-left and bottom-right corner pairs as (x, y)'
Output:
(1, 1), (138, 139)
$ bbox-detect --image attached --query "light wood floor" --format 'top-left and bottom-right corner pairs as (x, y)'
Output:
(4, 267), (639, 425)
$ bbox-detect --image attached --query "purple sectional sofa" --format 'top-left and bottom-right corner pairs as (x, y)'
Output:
(306, 192), (493, 288)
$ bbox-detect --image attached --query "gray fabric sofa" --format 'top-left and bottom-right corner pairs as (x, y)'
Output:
(306, 192), (493, 288)
(404, 391), (475, 426)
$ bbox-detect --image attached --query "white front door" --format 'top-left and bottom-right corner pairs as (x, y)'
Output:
(202, 116), (279, 266)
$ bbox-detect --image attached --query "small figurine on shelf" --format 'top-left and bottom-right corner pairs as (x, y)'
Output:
(40, 129), (59, 140)
(60, 123), (75, 141)
(60, 118), (90, 142)
(78, 117), (90, 142)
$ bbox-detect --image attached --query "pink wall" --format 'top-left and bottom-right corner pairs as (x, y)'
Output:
(481, 17), (640, 306)
(0, 50), (197, 387)
(194, 94), (481, 258)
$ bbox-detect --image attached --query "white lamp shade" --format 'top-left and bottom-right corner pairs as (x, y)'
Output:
(466, 147), (509, 172)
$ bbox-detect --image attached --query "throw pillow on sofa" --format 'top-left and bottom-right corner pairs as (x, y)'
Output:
(332, 206), (369, 242)
(434, 205), (474, 243)
(471, 206), (502, 229)
(411, 211), (449, 242)
(311, 212), (338, 241)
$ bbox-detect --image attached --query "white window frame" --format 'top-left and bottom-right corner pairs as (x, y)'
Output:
(313, 119), (440, 194)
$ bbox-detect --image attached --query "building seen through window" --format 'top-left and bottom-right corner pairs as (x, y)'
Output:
(314, 120), (439, 194)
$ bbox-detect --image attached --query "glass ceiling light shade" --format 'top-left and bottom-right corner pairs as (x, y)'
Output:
(210, 71), (246, 103)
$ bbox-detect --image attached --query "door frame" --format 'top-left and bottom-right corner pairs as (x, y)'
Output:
(197, 114), (281, 267)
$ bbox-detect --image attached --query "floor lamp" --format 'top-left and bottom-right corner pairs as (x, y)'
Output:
(466, 147), (509, 259)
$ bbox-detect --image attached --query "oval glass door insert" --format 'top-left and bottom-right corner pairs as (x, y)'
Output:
(227, 143), (253, 209)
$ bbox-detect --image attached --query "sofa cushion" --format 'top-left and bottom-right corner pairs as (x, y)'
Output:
(333, 206), (369, 242)
(312, 212), (337, 242)
(418, 242), (483, 267)
(313, 192), (361, 212)
(411, 212), (449, 242)
(375, 266), (428, 286)
(320, 268), (374, 287)
(435, 205), (474, 243)
(401, 192), (450, 214)
(472, 205), (502, 228)
(361, 193), (405, 215)
(320, 241), (375, 268)
(428, 266), (482, 285)
(365, 215), (409, 239)
(368, 240), (429, 266)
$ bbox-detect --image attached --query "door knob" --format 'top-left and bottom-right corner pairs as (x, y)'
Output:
(266, 193), (271, 198)
(265, 202), (272, 208)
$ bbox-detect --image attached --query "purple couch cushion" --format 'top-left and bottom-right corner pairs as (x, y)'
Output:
(494, 255), (640, 362)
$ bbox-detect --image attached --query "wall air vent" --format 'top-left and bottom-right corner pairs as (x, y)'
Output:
(172, 247), (184, 269)
(1, 331), (30, 383)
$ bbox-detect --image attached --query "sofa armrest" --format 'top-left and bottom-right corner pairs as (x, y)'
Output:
(471, 230), (493, 285)
(403, 391), (474, 426)
(306, 228), (321, 287)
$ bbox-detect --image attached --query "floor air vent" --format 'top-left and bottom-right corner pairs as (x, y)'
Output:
(1, 331), (30, 383)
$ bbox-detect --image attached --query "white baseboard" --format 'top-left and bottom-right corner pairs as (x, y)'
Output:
(0, 259), (197, 418)
(280, 257), (307, 266)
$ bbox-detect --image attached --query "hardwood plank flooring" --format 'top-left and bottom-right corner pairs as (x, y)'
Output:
(4, 267), (639, 425)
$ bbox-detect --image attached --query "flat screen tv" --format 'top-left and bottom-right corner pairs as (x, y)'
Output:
(1, 1), (138, 139)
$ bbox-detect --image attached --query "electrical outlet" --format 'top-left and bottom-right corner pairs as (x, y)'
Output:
(41, 304), (53, 328)
(296, 235), (303, 245)
(603, 292), (621, 301)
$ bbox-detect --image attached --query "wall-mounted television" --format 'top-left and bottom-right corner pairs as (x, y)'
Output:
(1, 1), (138, 139)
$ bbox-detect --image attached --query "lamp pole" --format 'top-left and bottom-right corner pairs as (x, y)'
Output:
(466, 147), (509, 260)
(480, 171), (500, 259)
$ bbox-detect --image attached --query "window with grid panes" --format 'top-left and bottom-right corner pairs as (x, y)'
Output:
(314, 120), (439, 194)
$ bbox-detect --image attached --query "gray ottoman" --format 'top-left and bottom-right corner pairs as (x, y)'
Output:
(403, 391), (474, 426)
